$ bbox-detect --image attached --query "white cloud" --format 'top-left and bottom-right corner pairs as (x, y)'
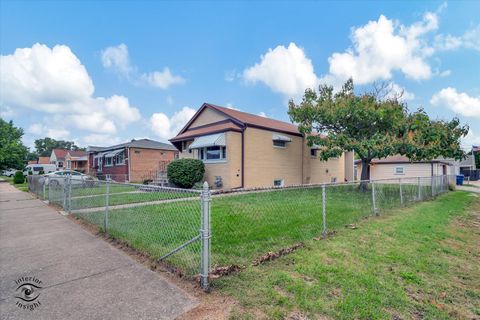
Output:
(27, 123), (70, 140)
(100, 44), (185, 90)
(0, 43), (141, 142)
(225, 103), (239, 111)
(258, 112), (267, 117)
(324, 11), (439, 85)
(101, 43), (132, 77)
(141, 68), (185, 90)
(461, 129), (480, 150)
(149, 106), (196, 140)
(439, 69), (451, 77)
(430, 87), (480, 119)
(0, 105), (15, 118)
(381, 82), (415, 101)
(243, 42), (319, 97)
(435, 25), (480, 52)
(82, 134), (122, 146)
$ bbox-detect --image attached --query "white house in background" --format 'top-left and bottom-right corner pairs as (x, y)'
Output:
(355, 155), (454, 180)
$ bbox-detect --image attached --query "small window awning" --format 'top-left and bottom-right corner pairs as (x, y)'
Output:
(189, 133), (226, 149)
(104, 149), (124, 157)
(94, 152), (107, 158)
(272, 134), (292, 142)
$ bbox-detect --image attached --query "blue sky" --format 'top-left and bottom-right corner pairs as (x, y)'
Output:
(1, 0), (479, 149)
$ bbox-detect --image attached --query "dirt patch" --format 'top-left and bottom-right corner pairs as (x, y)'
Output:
(252, 242), (305, 266)
(210, 264), (243, 278)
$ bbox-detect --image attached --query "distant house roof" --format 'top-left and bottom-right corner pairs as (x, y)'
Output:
(37, 157), (50, 164)
(87, 138), (177, 153)
(68, 150), (87, 157)
(51, 149), (69, 160)
(354, 155), (452, 166)
(170, 103), (301, 143)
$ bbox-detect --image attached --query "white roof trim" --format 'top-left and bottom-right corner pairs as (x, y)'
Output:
(189, 133), (226, 149)
(272, 134), (291, 142)
(104, 149), (124, 157)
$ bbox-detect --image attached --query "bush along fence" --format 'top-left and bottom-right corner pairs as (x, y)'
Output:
(27, 174), (455, 290)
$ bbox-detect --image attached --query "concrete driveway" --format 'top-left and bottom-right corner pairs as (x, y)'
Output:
(0, 183), (197, 320)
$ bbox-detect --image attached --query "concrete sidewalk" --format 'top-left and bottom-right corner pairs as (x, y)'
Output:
(0, 183), (198, 320)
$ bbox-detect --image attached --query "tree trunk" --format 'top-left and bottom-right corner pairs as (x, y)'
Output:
(359, 158), (370, 191)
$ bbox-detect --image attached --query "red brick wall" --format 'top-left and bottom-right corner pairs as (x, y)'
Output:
(129, 147), (177, 182)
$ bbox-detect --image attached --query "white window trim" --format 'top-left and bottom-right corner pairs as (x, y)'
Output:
(198, 146), (227, 163)
(104, 156), (113, 167)
(115, 152), (126, 166)
(394, 166), (405, 175)
(273, 141), (287, 148)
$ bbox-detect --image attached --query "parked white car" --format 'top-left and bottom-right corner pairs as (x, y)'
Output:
(2, 168), (18, 177)
(43, 170), (98, 187)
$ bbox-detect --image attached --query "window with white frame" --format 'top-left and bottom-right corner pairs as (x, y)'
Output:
(105, 156), (113, 167)
(310, 149), (317, 157)
(273, 179), (284, 187)
(394, 166), (405, 175)
(115, 151), (125, 165)
(198, 146), (227, 162)
(273, 140), (286, 148)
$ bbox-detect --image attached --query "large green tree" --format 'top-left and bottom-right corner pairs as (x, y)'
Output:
(288, 79), (469, 182)
(34, 137), (84, 156)
(0, 118), (28, 170)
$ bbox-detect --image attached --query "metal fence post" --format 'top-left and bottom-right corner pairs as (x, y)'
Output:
(417, 177), (421, 201)
(322, 184), (327, 237)
(200, 181), (211, 290)
(67, 175), (72, 214)
(372, 181), (378, 216)
(104, 180), (110, 232)
(399, 178), (404, 206)
(63, 177), (67, 210)
(42, 179), (46, 201)
(431, 176), (435, 198)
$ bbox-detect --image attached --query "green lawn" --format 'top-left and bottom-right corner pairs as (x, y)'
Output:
(214, 191), (480, 320)
(1, 175), (28, 192)
(72, 183), (436, 276)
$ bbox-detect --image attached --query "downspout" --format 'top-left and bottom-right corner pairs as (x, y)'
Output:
(431, 162), (434, 176)
(127, 147), (131, 182)
(301, 135), (304, 184)
(241, 128), (245, 188)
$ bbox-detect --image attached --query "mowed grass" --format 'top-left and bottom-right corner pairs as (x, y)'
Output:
(1, 175), (28, 192)
(73, 183), (435, 276)
(214, 191), (480, 320)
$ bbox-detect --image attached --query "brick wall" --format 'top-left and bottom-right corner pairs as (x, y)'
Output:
(129, 148), (177, 183)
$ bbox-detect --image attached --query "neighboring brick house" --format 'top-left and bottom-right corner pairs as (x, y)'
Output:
(87, 139), (178, 182)
(65, 150), (88, 173)
(50, 149), (87, 171)
(50, 149), (68, 170)
(170, 103), (355, 189)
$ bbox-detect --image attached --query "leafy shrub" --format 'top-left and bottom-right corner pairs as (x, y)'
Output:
(28, 171), (33, 175)
(13, 171), (25, 184)
(167, 159), (205, 188)
(39, 170), (45, 175)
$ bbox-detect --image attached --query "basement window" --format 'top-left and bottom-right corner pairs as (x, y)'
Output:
(394, 166), (405, 175)
(273, 179), (284, 187)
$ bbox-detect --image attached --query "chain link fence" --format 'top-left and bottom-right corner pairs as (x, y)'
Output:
(28, 174), (454, 290)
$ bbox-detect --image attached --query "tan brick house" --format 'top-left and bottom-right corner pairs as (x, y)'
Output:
(87, 139), (178, 182)
(170, 103), (355, 189)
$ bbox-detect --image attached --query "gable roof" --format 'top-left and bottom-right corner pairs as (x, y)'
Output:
(51, 149), (68, 160)
(171, 103), (301, 141)
(67, 150), (87, 157)
(87, 138), (177, 153)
